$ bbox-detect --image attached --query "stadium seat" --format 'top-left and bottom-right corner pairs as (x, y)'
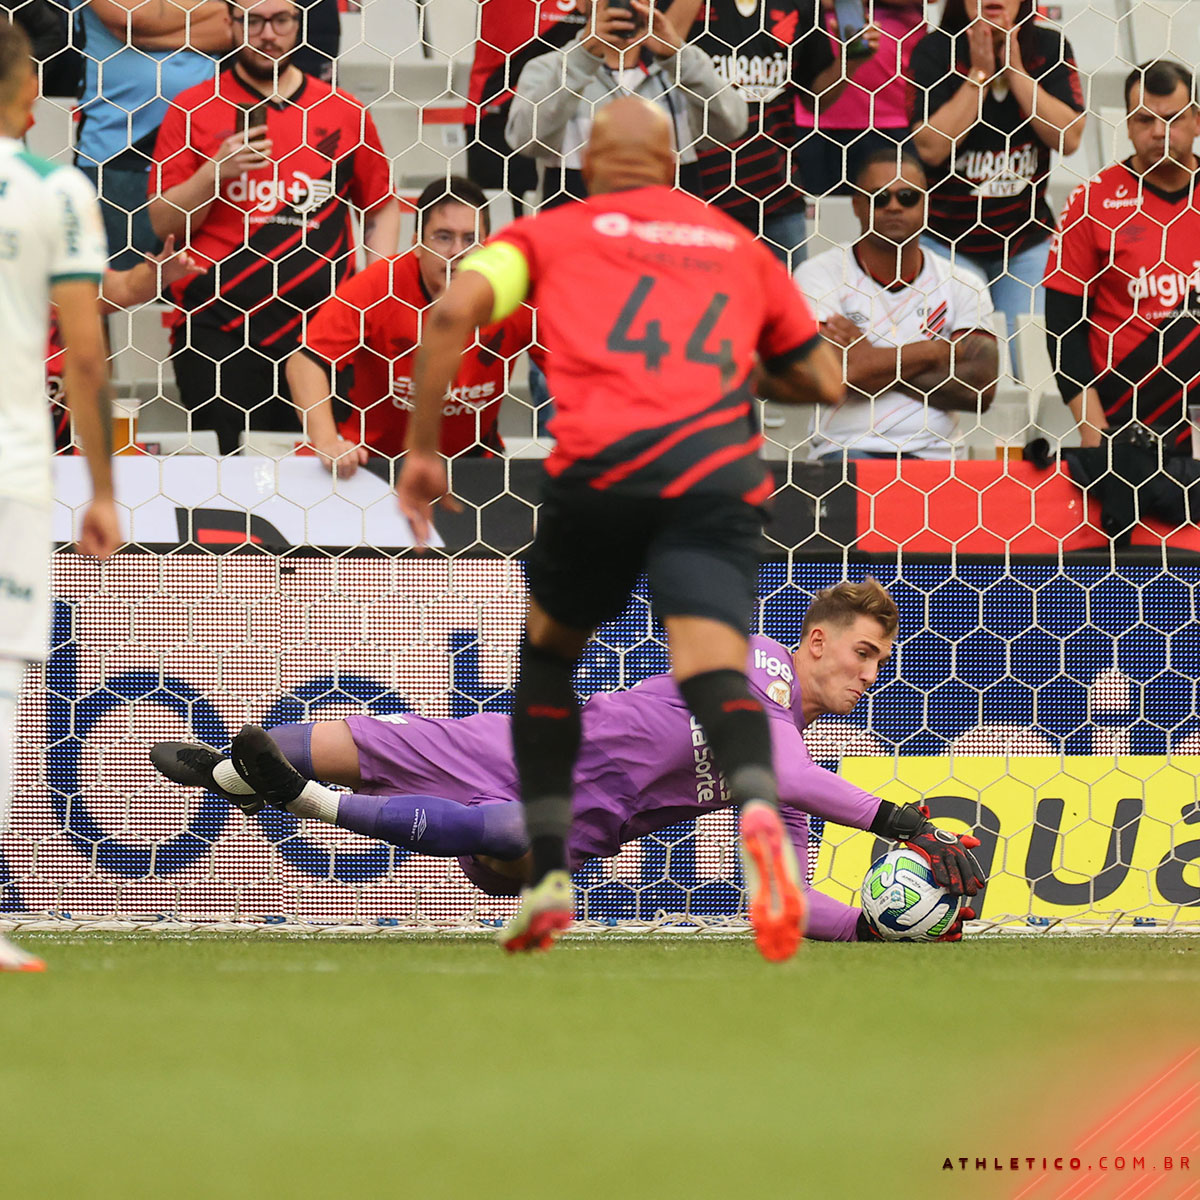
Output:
(110, 304), (172, 391)
(1096, 105), (1134, 162)
(810, 196), (858, 255)
(1126, 0), (1200, 65)
(27, 97), (74, 163)
(1038, 0), (1133, 77)
(369, 98), (469, 187)
(1016, 314), (1081, 449)
(337, 0), (425, 66)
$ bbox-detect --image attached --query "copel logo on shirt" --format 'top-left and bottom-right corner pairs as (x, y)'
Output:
(227, 169), (336, 216)
(1103, 183), (1140, 211)
(391, 375), (498, 416)
(592, 211), (738, 251)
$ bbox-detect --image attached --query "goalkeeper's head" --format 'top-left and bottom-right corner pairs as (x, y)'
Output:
(793, 579), (899, 718)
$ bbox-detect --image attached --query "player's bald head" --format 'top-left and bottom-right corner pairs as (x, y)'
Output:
(582, 96), (676, 194)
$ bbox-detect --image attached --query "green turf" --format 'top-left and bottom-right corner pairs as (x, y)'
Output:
(2, 934), (1197, 1200)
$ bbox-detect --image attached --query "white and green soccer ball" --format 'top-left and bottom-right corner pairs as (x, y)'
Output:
(860, 847), (963, 941)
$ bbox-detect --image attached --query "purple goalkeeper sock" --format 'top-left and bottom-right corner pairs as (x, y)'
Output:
(336, 793), (529, 859)
(269, 722), (315, 778)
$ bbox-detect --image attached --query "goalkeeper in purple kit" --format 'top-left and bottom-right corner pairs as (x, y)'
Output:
(152, 580), (985, 942)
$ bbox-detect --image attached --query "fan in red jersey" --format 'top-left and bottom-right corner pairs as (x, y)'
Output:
(397, 96), (842, 961)
(286, 178), (539, 473)
(149, 0), (399, 456)
(1045, 59), (1200, 454)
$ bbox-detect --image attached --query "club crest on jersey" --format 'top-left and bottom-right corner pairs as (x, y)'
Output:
(227, 169), (336, 216)
(766, 678), (791, 708)
(922, 301), (948, 336)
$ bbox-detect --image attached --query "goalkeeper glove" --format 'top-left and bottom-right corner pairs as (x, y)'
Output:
(854, 906), (976, 943)
(871, 802), (986, 896)
(937, 906), (976, 943)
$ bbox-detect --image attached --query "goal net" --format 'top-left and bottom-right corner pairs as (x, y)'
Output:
(5, 0), (1200, 933)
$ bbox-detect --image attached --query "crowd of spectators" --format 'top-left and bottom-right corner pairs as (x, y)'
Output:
(19, 0), (1200, 478)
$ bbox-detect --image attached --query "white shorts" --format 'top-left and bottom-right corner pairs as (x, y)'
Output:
(0, 496), (51, 662)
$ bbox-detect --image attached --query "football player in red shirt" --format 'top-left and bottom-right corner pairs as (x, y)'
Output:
(286, 178), (538, 475)
(397, 96), (842, 961)
(1045, 60), (1200, 453)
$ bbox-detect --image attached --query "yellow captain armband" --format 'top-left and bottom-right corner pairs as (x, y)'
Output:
(458, 241), (531, 323)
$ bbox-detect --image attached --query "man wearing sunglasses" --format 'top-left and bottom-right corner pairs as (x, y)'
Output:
(796, 149), (999, 461)
(148, 0), (401, 455)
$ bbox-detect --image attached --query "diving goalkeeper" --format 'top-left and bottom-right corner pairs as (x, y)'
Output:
(152, 580), (984, 941)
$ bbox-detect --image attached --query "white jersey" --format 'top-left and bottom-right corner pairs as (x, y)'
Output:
(0, 137), (105, 506)
(795, 245), (994, 460)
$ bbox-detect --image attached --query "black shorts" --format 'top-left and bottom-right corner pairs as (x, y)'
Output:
(524, 483), (764, 633)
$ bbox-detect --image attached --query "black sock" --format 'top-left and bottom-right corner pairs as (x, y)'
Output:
(512, 639), (581, 883)
(678, 669), (778, 808)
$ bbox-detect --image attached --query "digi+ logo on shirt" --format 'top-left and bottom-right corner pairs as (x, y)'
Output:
(226, 170), (335, 216)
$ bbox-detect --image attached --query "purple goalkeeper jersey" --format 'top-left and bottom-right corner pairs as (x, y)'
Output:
(345, 635), (880, 940)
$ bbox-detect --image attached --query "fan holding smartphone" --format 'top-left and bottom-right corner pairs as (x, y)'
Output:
(833, 0), (874, 59)
(506, 0), (748, 208)
(241, 100), (270, 138)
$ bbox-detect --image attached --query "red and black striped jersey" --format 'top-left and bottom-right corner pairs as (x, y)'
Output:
(468, 0), (583, 117)
(46, 314), (69, 452)
(302, 252), (537, 458)
(152, 68), (392, 354)
(1044, 161), (1200, 452)
(907, 24), (1083, 259)
(490, 186), (819, 502)
(692, 0), (834, 226)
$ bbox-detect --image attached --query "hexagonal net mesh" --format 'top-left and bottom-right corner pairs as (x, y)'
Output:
(5, 0), (1200, 935)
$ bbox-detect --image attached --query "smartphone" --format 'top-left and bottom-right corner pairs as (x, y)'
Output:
(604, 0), (643, 31)
(240, 101), (269, 136)
(833, 0), (873, 59)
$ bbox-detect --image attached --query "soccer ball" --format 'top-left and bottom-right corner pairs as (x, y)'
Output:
(860, 848), (963, 941)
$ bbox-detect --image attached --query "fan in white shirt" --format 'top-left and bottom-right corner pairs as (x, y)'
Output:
(795, 150), (999, 460)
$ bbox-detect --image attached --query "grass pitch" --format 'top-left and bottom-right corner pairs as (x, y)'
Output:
(2, 933), (1198, 1200)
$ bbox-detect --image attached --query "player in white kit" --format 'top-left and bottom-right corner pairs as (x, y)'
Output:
(0, 19), (118, 971)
